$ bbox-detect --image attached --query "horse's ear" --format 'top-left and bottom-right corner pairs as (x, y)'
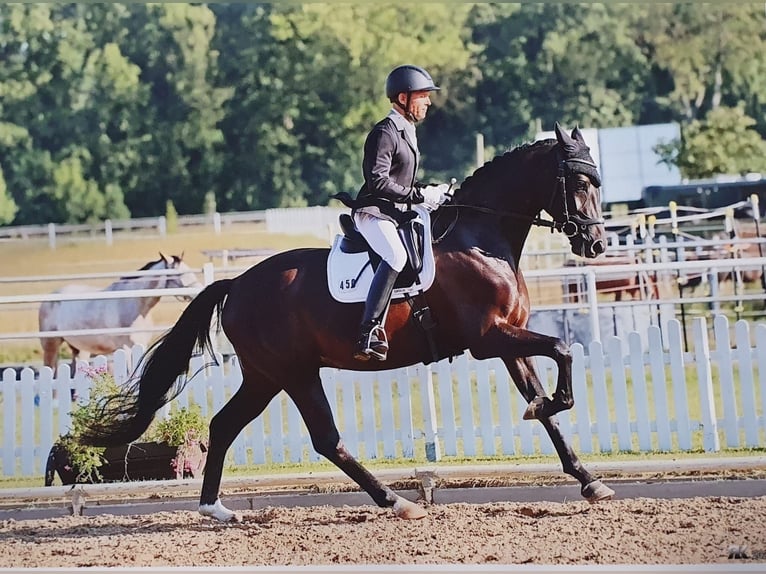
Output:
(159, 252), (169, 264)
(571, 125), (586, 143)
(554, 122), (576, 152)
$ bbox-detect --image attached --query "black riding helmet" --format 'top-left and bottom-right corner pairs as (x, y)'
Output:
(385, 65), (440, 102)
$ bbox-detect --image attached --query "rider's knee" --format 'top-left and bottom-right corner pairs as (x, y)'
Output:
(385, 244), (408, 272)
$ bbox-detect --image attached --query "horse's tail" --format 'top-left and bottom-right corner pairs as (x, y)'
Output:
(80, 279), (234, 447)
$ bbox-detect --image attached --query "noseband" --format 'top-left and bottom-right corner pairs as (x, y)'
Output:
(548, 156), (604, 238)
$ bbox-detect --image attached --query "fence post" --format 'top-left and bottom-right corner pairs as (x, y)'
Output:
(2, 368), (17, 476)
(213, 212), (221, 235)
(105, 219), (113, 246)
(47, 223), (56, 249)
(203, 262), (215, 286)
(585, 269), (600, 343)
(158, 216), (167, 237)
(692, 317), (720, 452)
(417, 364), (441, 462)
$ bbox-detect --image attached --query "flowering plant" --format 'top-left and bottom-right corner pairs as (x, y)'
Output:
(147, 405), (209, 478)
(55, 365), (118, 482)
(50, 366), (209, 483)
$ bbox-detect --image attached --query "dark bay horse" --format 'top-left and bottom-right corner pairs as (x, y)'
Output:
(81, 123), (612, 522)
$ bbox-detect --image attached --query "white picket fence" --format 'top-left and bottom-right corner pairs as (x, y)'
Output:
(1, 315), (765, 478)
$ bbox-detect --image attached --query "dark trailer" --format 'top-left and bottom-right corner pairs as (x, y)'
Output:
(643, 177), (766, 214)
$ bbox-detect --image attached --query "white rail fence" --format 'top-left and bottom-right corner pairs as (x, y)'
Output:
(3, 255), (766, 346)
(1, 315), (765, 478)
(0, 207), (345, 248)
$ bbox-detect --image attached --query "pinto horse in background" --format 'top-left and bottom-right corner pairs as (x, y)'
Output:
(38, 254), (202, 373)
(81, 123), (613, 522)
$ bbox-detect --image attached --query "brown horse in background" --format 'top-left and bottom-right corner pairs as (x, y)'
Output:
(81, 123), (612, 522)
(566, 256), (660, 302)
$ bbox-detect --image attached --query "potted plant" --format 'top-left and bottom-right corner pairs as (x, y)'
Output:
(45, 366), (209, 486)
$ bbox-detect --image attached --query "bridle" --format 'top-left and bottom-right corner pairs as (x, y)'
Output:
(548, 156), (604, 237)
(434, 155), (603, 242)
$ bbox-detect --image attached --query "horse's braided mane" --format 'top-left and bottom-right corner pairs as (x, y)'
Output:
(459, 139), (553, 194)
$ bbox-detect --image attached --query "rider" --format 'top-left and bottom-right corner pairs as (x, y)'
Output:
(352, 64), (451, 362)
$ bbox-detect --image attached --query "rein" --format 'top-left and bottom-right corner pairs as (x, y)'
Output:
(434, 156), (603, 243)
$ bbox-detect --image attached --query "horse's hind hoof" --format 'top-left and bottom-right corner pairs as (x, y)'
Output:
(582, 480), (615, 503)
(393, 496), (427, 520)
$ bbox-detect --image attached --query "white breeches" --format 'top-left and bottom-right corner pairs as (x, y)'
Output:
(353, 212), (407, 272)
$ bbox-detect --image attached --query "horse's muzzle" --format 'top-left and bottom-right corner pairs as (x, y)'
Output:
(588, 239), (605, 258)
(573, 237), (605, 259)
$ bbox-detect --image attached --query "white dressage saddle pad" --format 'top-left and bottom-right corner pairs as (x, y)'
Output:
(327, 205), (436, 304)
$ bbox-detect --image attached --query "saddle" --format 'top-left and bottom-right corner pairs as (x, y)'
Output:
(327, 205), (437, 304)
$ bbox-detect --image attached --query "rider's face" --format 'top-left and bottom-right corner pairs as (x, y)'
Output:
(399, 90), (432, 122)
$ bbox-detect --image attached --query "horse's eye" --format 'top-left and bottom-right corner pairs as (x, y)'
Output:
(576, 180), (589, 192)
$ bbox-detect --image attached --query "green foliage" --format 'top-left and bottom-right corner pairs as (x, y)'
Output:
(56, 366), (119, 482)
(165, 199), (178, 233)
(634, 4), (766, 122)
(55, 367), (209, 482)
(147, 405), (209, 447)
(1, 3), (766, 222)
(203, 191), (217, 216)
(0, 167), (18, 224)
(655, 106), (766, 179)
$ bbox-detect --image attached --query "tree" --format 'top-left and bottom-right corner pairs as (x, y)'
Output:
(106, 4), (230, 217)
(470, 3), (650, 149)
(655, 105), (766, 180)
(0, 167), (17, 225)
(634, 4), (766, 122)
(0, 4), (135, 223)
(213, 4), (476, 210)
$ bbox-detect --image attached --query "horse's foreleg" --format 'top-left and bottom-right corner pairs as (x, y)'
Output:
(40, 337), (63, 372)
(287, 374), (426, 520)
(471, 323), (573, 419)
(199, 373), (280, 522)
(508, 358), (614, 502)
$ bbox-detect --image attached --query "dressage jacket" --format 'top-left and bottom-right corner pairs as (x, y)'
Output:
(350, 111), (426, 224)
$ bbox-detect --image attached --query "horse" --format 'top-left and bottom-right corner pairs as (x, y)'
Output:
(80, 123), (612, 522)
(39, 253), (202, 373)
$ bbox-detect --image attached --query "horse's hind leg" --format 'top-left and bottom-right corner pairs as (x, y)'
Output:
(199, 372), (280, 522)
(508, 357), (614, 503)
(287, 373), (426, 520)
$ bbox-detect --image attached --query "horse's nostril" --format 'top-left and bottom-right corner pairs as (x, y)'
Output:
(592, 240), (605, 256)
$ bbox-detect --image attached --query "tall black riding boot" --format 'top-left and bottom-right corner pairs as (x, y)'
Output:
(354, 261), (399, 361)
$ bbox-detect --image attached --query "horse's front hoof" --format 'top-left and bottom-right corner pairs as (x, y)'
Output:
(199, 499), (240, 522)
(582, 480), (615, 503)
(393, 496), (428, 520)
